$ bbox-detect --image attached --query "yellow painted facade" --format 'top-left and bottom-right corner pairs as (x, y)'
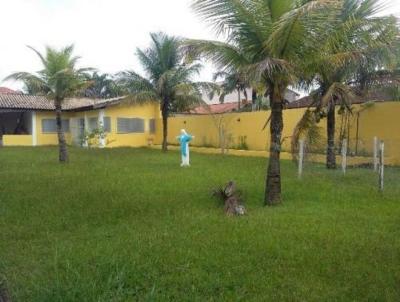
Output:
(3, 135), (33, 146)
(104, 103), (160, 147)
(36, 111), (73, 145)
(33, 102), (160, 148)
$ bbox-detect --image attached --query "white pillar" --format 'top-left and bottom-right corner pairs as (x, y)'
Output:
(373, 136), (378, 172)
(298, 139), (304, 179)
(31, 111), (37, 146)
(341, 139), (347, 175)
(98, 109), (106, 148)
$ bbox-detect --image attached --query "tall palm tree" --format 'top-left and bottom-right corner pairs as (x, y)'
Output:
(5, 45), (92, 162)
(117, 32), (205, 152)
(296, 0), (399, 168)
(187, 0), (334, 205)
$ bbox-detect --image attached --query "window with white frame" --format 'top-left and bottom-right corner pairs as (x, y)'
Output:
(117, 118), (144, 134)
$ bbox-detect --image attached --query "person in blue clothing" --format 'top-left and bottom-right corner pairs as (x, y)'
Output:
(177, 129), (194, 167)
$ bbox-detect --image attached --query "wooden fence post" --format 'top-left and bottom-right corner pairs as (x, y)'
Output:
(379, 141), (384, 192)
(373, 136), (378, 172)
(298, 139), (304, 179)
(341, 139), (347, 175)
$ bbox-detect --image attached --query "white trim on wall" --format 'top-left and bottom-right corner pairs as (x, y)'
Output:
(98, 109), (106, 148)
(32, 111), (37, 146)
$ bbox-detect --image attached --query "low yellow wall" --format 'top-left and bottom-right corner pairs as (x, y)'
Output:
(3, 135), (32, 146)
(157, 101), (400, 165)
(351, 102), (400, 165)
(155, 108), (307, 151)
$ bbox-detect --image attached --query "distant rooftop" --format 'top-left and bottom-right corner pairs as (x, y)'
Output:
(190, 102), (241, 114)
(286, 90), (396, 109)
(0, 87), (21, 95)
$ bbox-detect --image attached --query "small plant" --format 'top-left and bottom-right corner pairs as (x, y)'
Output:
(234, 136), (248, 150)
(201, 136), (215, 148)
(80, 126), (108, 148)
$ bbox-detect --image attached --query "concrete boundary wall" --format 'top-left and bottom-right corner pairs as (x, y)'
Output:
(155, 101), (400, 165)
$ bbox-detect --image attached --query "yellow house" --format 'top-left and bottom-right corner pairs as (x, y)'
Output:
(0, 94), (160, 148)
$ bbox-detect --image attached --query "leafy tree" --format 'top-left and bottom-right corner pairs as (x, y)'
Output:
(82, 72), (123, 99)
(117, 32), (207, 151)
(295, 0), (399, 168)
(187, 0), (333, 205)
(5, 45), (92, 162)
(213, 70), (249, 109)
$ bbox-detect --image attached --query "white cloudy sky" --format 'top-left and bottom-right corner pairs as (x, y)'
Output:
(1, 0), (399, 91)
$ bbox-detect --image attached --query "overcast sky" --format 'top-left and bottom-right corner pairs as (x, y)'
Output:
(1, 0), (399, 91)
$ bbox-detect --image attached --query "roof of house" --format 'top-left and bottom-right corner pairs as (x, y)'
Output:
(0, 87), (21, 94)
(286, 91), (395, 109)
(190, 102), (241, 114)
(191, 86), (301, 114)
(0, 94), (126, 111)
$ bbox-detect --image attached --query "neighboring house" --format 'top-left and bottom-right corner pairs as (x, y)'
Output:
(0, 87), (22, 94)
(286, 90), (395, 109)
(191, 87), (300, 114)
(204, 86), (300, 105)
(189, 102), (243, 114)
(0, 93), (160, 147)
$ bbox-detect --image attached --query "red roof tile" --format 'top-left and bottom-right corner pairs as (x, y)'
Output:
(0, 87), (19, 94)
(190, 102), (241, 114)
(0, 94), (127, 111)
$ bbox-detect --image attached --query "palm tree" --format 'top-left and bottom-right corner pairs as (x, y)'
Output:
(117, 32), (205, 152)
(213, 70), (249, 109)
(295, 0), (399, 169)
(187, 0), (334, 205)
(5, 45), (92, 162)
(83, 72), (123, 99)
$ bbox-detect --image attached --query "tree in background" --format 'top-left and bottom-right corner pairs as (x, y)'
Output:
(213, 70), (249, 109)
(117, 32), (208, 152)
(187, 0), (334, 205)
(5, 45), (92, 162)
(82, 72), (124, 99)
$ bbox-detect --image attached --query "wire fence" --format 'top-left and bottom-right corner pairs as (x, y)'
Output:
(295, 136), (392, 192)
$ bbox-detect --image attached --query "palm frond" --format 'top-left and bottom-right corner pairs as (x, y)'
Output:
(320, 82), (356, 111)
(183, 39), (250, 71)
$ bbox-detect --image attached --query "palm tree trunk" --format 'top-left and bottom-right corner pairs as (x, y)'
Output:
(265, 86), (283, 205)
(237, 88), (241, 110)
(326, 102), (336, 169)
(55, 98), (68, 163)
(161, 100), (169, 152)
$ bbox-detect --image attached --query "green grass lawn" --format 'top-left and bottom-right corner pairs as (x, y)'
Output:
(1, 147), (399, 301)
